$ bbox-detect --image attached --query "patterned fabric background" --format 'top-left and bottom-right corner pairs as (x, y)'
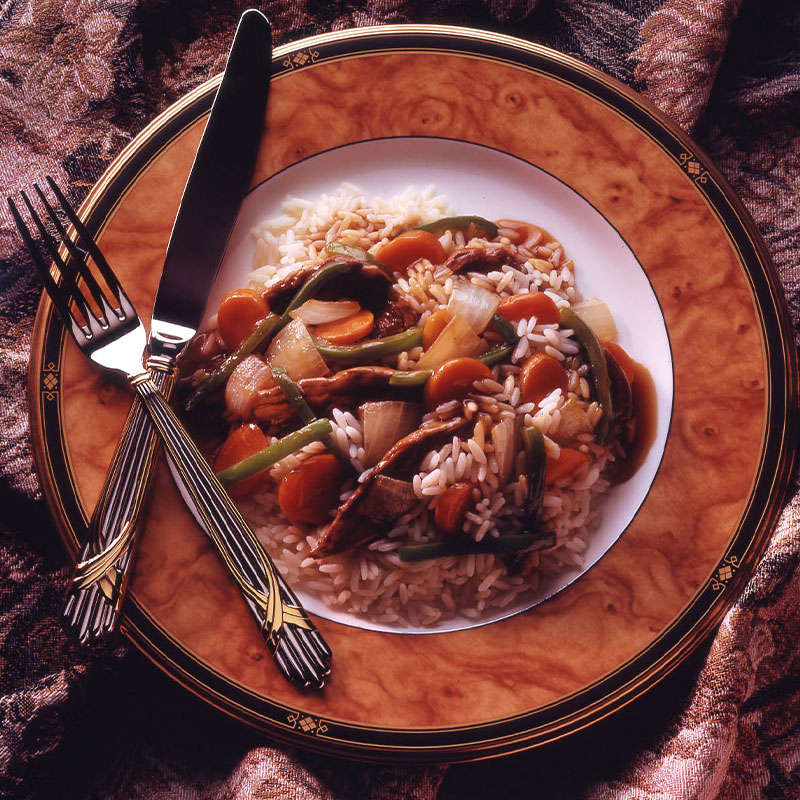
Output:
(0, 0), (798, 798)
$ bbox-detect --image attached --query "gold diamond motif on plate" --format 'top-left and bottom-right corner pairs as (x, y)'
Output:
(711, 555), (740, 591)
(42, 362), (59, 400)
(678, 152), (709, 185)
(283, 48), (320, 71)
(287, 711), (329, 736)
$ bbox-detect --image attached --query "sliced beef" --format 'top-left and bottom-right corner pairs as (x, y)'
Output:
(443, 244), (519, 275)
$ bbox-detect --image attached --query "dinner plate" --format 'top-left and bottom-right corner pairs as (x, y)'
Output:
(29, 25), (797, 761)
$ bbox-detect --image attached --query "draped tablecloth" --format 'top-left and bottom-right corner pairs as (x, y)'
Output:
(1, 1), (798, 798)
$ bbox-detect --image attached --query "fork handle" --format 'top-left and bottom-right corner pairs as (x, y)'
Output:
(130, 372), (331, 689)
(62, 361), (174, 643)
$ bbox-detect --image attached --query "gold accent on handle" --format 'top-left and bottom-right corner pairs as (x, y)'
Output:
(73, 520), (136, 589)
(76, 362), (176, 591)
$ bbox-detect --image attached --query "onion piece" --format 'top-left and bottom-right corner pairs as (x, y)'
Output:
(225, 355), (275, 418)
(447, 278), (499, 334)
(491, 417), (518, 487)
(552, 398), (592, 445)
(570, 299), (617, 341)
(416, 314), (486, 371)
(496, 219), (554, 251)
(359, 401), (422, 467)
(290, 299), (360, 326)
(265, 318), (328, 381)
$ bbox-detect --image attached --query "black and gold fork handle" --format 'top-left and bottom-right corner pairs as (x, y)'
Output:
(62, 358), (174, 643)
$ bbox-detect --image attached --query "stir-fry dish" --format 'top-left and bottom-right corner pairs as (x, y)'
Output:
(180, 185), (652, 627)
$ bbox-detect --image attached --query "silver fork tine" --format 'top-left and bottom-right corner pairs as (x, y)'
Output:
(20, 189), (131, 346)
(17, 190), (98, 338)
(32, 183), (111, 325)
(7, 196), (82, 332)
(34, 181), (125, 333)
(46, 176), (124, 305)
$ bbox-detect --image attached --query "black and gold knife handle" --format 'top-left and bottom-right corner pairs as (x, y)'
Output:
(62, 360), (174, 643)
(130, 373), (331, 689)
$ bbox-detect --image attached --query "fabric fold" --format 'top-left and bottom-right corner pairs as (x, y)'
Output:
(632, 0), (745, 131)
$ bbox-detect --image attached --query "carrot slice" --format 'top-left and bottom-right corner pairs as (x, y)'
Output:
(603, 341), (635, 386)
(214, 423), (270, 497)
(217, 288), (270, 351)
(422, 309), (450, 350)
(424, 357), (493, 410)
(497, 292), (560, 324)
(546, 447), (589, 485)
(315, 309), (374, 344)
(376, 230), (446, 273)
(278, 454), (344, 525)
(434, 483), (474, 535)
(519, 353), (569, 406)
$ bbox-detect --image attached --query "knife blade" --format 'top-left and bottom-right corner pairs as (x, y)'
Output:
(151, 8), (272, 353)
(64, 9), (272, 641)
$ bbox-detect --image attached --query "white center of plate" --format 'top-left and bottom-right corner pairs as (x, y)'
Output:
(205, 137), (673, 634)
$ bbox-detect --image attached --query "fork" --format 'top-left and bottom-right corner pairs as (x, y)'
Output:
(10, 179), (332, 689)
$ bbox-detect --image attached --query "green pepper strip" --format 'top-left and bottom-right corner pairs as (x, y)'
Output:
(314, 328), (423, 362)
(491, 312), (519, 345)
(184, 313), (279, 412)
(412, 215), (499, 238)
(389, 369), (433, 387)
(477, 344), (514, 367)
(503, 426), (550, 575)
(399, 532), (556, 563)
(216, 418), (332, 487)
(270, 366), (352, 471)
(324, 242), (393, 280)
(522, 426), (547, 531)
(559, 307), (614, 444)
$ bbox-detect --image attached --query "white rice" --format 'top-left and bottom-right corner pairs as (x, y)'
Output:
(236, 184), (620, 627)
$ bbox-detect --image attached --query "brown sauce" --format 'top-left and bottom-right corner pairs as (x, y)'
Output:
(610, 361), (658, 485)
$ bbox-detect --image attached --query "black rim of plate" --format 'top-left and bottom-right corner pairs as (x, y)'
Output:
(31, 25), (798, 761)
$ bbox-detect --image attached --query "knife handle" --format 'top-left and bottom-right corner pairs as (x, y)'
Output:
(130, 372), (331, 689)
(62, 361), (174, 643)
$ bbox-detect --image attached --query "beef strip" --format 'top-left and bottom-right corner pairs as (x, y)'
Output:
(442, 244), (520, 275)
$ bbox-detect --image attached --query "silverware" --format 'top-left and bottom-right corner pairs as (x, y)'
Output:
(56, 9), (273, 643)
(9, 179), (332, 688)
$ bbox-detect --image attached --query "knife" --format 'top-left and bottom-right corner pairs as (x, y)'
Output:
(63, 9), (272, 640)
(63, 9), (331, 689)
